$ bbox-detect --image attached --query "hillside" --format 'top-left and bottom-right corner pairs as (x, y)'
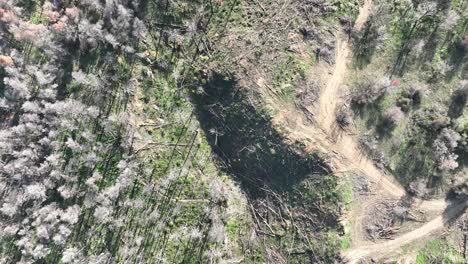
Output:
(0, 0), (467, 263)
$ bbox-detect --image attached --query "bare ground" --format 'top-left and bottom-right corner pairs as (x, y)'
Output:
(263, 0), (468, 262)
(314, 0), (371, 133)
(343, 200), (468, 263)
(273, 0), (405, 199)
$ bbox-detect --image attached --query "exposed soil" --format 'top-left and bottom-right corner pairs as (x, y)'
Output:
(314, 0), (371, 133)
(265, 0), (468, 262)
(343, 200), (468, 263)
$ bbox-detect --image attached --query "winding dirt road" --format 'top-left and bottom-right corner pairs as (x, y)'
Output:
(343, 200), (468, 263)
(308, 0), (406, 199)
(313, 0), (467, 262)
(270, 0), (468, 262)
(316, 0), (372, 133)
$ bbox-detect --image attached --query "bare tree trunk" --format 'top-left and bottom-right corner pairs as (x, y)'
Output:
(463, 219), (467, 259)
(460, 214), (468, 259)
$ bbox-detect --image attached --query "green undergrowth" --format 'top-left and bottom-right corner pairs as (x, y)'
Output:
(330, 0), (361, 20)
(186, 68), (346, 262)
(4, 0), (361, 262)
(338, 175), (354, 211)
(47, 1), (259, 262)
(336, 175), (353, 251)
(349, 0), (468, 191)
(272, 52), (311, 103)
(416, 239), (464, 264)
(123, 0), (350, 261)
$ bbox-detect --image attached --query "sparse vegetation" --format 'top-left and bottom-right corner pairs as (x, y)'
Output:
(349, 0), (468, 194)
(1, 0), (467, 263)
(416, 239), (465, 264)
(0, 0), (362, 263)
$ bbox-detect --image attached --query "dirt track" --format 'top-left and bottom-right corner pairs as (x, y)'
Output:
(312, 0), (467, 262)
(270, 0), (468, 262)
(343, 200), (468, 263)
(302, 0), (408, 198)
(315, 0), (371, 133)
(307, 0), (406, 199)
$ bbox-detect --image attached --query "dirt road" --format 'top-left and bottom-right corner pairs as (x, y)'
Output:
(316, 0), (372, 133)
(307, 0), (406, 198)
(302, 0), (408, 197)
(266, 0), (466, 261)
(311, 0), (467, 262)
(343, 200), (468, 263)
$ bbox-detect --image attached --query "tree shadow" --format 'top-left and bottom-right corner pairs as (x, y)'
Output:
(445, 42), (468, 80)
(441, 196), (468, 227)
(419, 28), (439, 64)
(189, 72), (343, 262)
(190, 72), (331, 198)
(351, 19), (379, 70)
(352, 104), (378, 127)
(375, 121), (395, 138)
(16, 0), (37, 16)
(401, 193), (467, 229)
(448, 96), (466, 119)
(392, 137), (435, 188)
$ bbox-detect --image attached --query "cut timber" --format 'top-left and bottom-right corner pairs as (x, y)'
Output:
(343, 200), (468, 263)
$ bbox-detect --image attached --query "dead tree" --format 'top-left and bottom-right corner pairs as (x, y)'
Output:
(459, 214), (468, 260)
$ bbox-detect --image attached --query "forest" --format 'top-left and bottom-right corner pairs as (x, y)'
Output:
(0, 0), (467, 263)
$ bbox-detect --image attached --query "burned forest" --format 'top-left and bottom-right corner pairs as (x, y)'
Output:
(0, 0), (467, 263)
